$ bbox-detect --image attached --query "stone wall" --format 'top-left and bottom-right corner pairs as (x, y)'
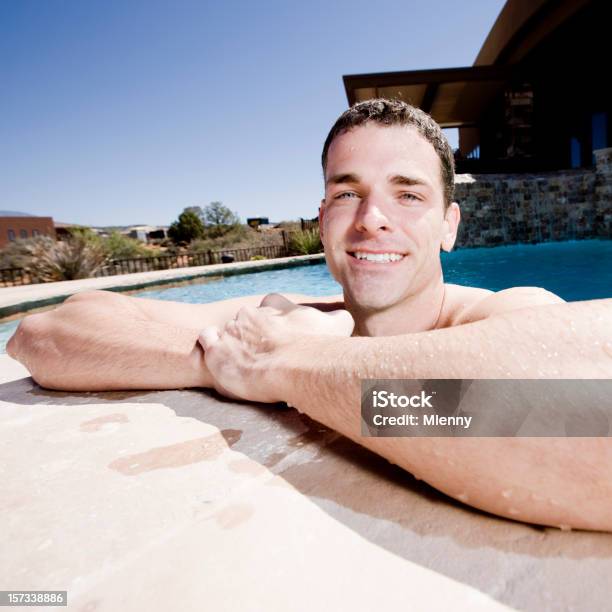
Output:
(454, 147), (612, 248)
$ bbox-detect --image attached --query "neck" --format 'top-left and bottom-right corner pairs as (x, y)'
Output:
(346, 278), (446, 337)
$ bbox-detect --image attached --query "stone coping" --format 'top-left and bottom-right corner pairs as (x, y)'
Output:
(3, 354), (612, 610)
(0, 253), (325, 320)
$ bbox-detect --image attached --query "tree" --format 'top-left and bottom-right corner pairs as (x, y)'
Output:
(168, 209), (205, 244)
(203, 201), (240, 237)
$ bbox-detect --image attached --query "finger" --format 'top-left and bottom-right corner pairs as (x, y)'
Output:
(259, 293), (297, 312)
(224, 318), (241, 339)
(235, 305), (258, 323)
(198, 326), (220, 351)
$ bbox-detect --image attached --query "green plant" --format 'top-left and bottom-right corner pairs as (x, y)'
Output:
(250, 254), (266, 261)
(168, 209), (205, 244)
(288, 229), (323, 255)
(203, 201), (240, 237)
(1, 235), (109, 281)
(103, 231), (156, 259)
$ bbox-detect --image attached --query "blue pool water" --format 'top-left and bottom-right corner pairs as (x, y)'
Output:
(1, 239), (610, 353)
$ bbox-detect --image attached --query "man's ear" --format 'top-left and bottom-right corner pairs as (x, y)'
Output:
(318, 200), (325, 242)
(441, 202), (460, 252)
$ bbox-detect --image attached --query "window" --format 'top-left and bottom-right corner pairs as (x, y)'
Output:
(592, 112), (608, 163)
(8, 229), (16, 241)
(570, 137), (581, 169)
(32, 229), (40, 237)
(467, 145), (480, 160)
(20, 229), (28, 239)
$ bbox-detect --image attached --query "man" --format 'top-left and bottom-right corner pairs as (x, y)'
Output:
(8, 99), (612, 530)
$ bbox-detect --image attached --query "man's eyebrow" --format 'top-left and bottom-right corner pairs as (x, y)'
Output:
(388, 174), (431, 188)
(325, 173), (361, 186)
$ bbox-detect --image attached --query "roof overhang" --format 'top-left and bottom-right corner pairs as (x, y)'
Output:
(343, 64), (514, 128)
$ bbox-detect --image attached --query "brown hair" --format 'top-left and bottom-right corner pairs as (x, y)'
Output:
(321, 98), (455, 208)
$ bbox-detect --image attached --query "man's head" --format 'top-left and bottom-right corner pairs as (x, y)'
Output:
(322, 98), (455, 209)
(319, 98), (460, 313)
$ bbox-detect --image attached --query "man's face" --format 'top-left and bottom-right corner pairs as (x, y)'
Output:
(320, 123), (459, 311)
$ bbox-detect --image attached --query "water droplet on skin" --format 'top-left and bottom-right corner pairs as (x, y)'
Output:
(457, 492), (469, 503)
(501, 489), (512, 499)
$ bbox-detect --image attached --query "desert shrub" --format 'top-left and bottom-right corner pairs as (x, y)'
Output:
(102, 231), (160, 259)
(0, 235), (108, 281)
(288, 229), (323, 255)
(189, 224), (252, 251)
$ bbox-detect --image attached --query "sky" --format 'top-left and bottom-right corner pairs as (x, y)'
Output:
(0, 0), (506, 227)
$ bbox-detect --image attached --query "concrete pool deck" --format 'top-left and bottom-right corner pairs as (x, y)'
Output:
(2, 354), (612, 610)
(0, 253), (326, 319)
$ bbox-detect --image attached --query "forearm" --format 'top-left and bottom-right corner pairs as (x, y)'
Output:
(277, 299), (612, 530)
(8, 294), (213, 391)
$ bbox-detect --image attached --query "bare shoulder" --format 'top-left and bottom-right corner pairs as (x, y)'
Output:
(444, 284), (566, 327)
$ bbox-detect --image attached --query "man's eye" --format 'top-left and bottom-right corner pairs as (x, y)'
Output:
(399, 193), (420, 202)
(335, 192), (358, 200)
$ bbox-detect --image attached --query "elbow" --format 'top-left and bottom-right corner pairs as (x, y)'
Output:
(6, 312), (65, 388)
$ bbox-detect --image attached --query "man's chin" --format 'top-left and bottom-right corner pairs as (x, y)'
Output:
(344, 287), (404, 313)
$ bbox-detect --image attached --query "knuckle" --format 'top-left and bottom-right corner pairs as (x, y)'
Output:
(237, 305), (256, 320)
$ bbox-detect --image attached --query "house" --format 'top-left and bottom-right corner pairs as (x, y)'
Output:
(343, 0), (609, 173)
(0, 212), (56, 249)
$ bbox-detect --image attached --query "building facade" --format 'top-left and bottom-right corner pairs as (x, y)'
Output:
(0, 216), (56, 249)
(343, 0), (610, 175)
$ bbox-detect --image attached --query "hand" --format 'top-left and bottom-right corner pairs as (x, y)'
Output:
(199, 293), (354, 402)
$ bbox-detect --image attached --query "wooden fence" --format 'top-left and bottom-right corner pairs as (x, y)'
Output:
(0, 241), (294, 288)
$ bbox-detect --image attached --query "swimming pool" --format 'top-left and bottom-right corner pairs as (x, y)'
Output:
(1, 239), (610, 353)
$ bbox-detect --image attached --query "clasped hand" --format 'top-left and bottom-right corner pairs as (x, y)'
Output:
(199, 293), (354, 402)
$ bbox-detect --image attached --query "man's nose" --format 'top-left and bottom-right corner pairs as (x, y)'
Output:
(354, 197), (392, 235)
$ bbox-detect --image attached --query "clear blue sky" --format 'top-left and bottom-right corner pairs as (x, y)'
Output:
(0, 0), (506, 227)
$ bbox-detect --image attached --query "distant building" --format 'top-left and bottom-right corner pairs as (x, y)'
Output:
(54, 222), (90, 240)
(124, 225), (168, 242)
(247, 217), (269, 229)
(0, 213), (56, 249)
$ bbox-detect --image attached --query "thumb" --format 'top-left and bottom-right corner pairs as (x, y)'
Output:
(199, 326), (221, 351)
(328, 309), (355, 336)
(259, 292), (297, 312)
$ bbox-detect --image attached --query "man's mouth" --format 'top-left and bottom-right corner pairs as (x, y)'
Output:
(347, 250), (406, 263)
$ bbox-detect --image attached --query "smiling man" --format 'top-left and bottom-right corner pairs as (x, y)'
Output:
(8, 99), (612, 531)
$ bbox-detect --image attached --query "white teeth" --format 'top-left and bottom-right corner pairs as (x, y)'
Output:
(353, 252), (404, 263)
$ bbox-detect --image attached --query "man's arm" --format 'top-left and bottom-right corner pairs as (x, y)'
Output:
(202, 298), (612, 531)
(6, 289), (339, 391)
